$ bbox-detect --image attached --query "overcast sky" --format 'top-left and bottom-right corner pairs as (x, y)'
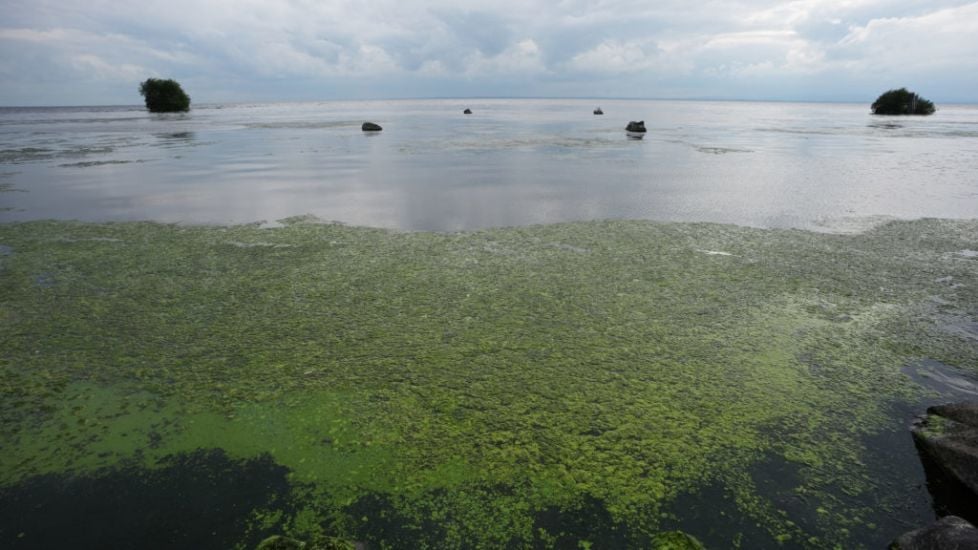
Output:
(2, 0), (977, 106)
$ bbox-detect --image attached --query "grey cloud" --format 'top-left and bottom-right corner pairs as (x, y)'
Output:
(1, 0), (976, 105)
(432, 10), (515, 57)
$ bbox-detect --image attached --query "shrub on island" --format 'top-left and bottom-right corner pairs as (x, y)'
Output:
(139, 78), (191, 113)
(871, 88), (935, 115)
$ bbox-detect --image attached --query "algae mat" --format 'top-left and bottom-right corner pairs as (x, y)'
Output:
(1, 218), (976, 548)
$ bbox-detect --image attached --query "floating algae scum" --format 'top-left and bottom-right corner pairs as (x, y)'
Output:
(1, 217), (977, 548)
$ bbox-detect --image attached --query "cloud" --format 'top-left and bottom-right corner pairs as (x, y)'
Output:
(70, 53), (147, 80)
(432, 10), (515, 57)
(835, 2), (978, 72)
(568, 39), (663, 74)
(464, 39), (546, 76)
(1, 0), (976, 104)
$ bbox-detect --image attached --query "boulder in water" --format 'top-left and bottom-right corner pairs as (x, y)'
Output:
(463, 108), (472, 114)
(890, 515), (978, 549)
(626, 121), (646, 133)
(912, 401), (978, 512)
(594, 107), (603, 115)
(361, 122), (382, 132)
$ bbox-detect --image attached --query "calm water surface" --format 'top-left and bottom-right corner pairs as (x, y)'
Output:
(2, 99), (977, 231)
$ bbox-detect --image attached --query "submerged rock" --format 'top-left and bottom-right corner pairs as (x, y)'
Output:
(361, 122), (382, 132)
(890, 515), (978, 549)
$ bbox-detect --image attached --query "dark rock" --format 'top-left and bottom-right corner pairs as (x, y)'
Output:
(911, 402), (978, 527)
(626, 121), (646, 133)
(361, 122), (382, 132)
(463, 108), (472, 114)
(594, 107), (603, 115)
(890, 515), (978, 549)
(929, 402), (978, 427)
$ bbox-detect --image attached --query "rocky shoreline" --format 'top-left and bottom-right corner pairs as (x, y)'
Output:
(892, 402), (978, 548)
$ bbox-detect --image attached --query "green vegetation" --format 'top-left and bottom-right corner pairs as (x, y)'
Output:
(256, 534), (355, 550)
(139, 78), (191, 113)
(871, 88), (935, 115)
(1, 218), (976, 548)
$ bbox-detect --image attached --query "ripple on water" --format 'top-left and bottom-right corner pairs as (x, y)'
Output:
(58, 160), (142, 168)
(244, 120), (361, 130)
(694, 146), (753, 154)
(937, 313), (978, 342)
(0, 147), (56, 163)
(903, 358), (978, 398)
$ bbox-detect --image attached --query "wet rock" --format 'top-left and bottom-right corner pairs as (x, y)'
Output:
(890, 515), (978, 549)
(911, 402), (978, 523)
(929, 402), (978, 427)
(361, 122), (382, 132)
(463, 108), (472, 114)
(594, 107), (603, 115)
(626, 121), (646, 133)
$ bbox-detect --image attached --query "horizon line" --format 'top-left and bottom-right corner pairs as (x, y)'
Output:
(3, 95), (976, 109)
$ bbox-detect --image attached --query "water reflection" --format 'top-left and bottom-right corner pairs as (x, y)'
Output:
(157, 131), (195, 141)
(1, 100), (977, 230)
(868, 121), (904, 130)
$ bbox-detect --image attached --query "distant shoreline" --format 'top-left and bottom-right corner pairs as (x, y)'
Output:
(3, 96), (978, 109)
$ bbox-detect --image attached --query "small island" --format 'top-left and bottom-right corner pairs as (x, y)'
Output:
(871, 88), (935, 115)
(139, 78), (191, 113)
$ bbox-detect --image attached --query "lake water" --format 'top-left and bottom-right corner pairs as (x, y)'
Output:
(3, 100), (978, 548)
(2, 99), (977, 231)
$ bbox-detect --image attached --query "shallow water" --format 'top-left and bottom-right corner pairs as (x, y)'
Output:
(2, 100), (978, 548)
(1, 99), (977, 231)
(1, 217), (977, 548)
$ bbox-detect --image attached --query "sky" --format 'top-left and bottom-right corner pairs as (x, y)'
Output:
(2, 0), (977, 106)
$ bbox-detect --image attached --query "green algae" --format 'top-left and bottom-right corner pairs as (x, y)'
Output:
(255, 534), (356, 550)
(650, 531), (705, 549)
(256, 535), (306, 550)
(1, 217), (977, 548)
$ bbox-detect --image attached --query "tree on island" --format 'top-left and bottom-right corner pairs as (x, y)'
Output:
(871, 88), (935, 115)
(139, 78), (191, 112)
